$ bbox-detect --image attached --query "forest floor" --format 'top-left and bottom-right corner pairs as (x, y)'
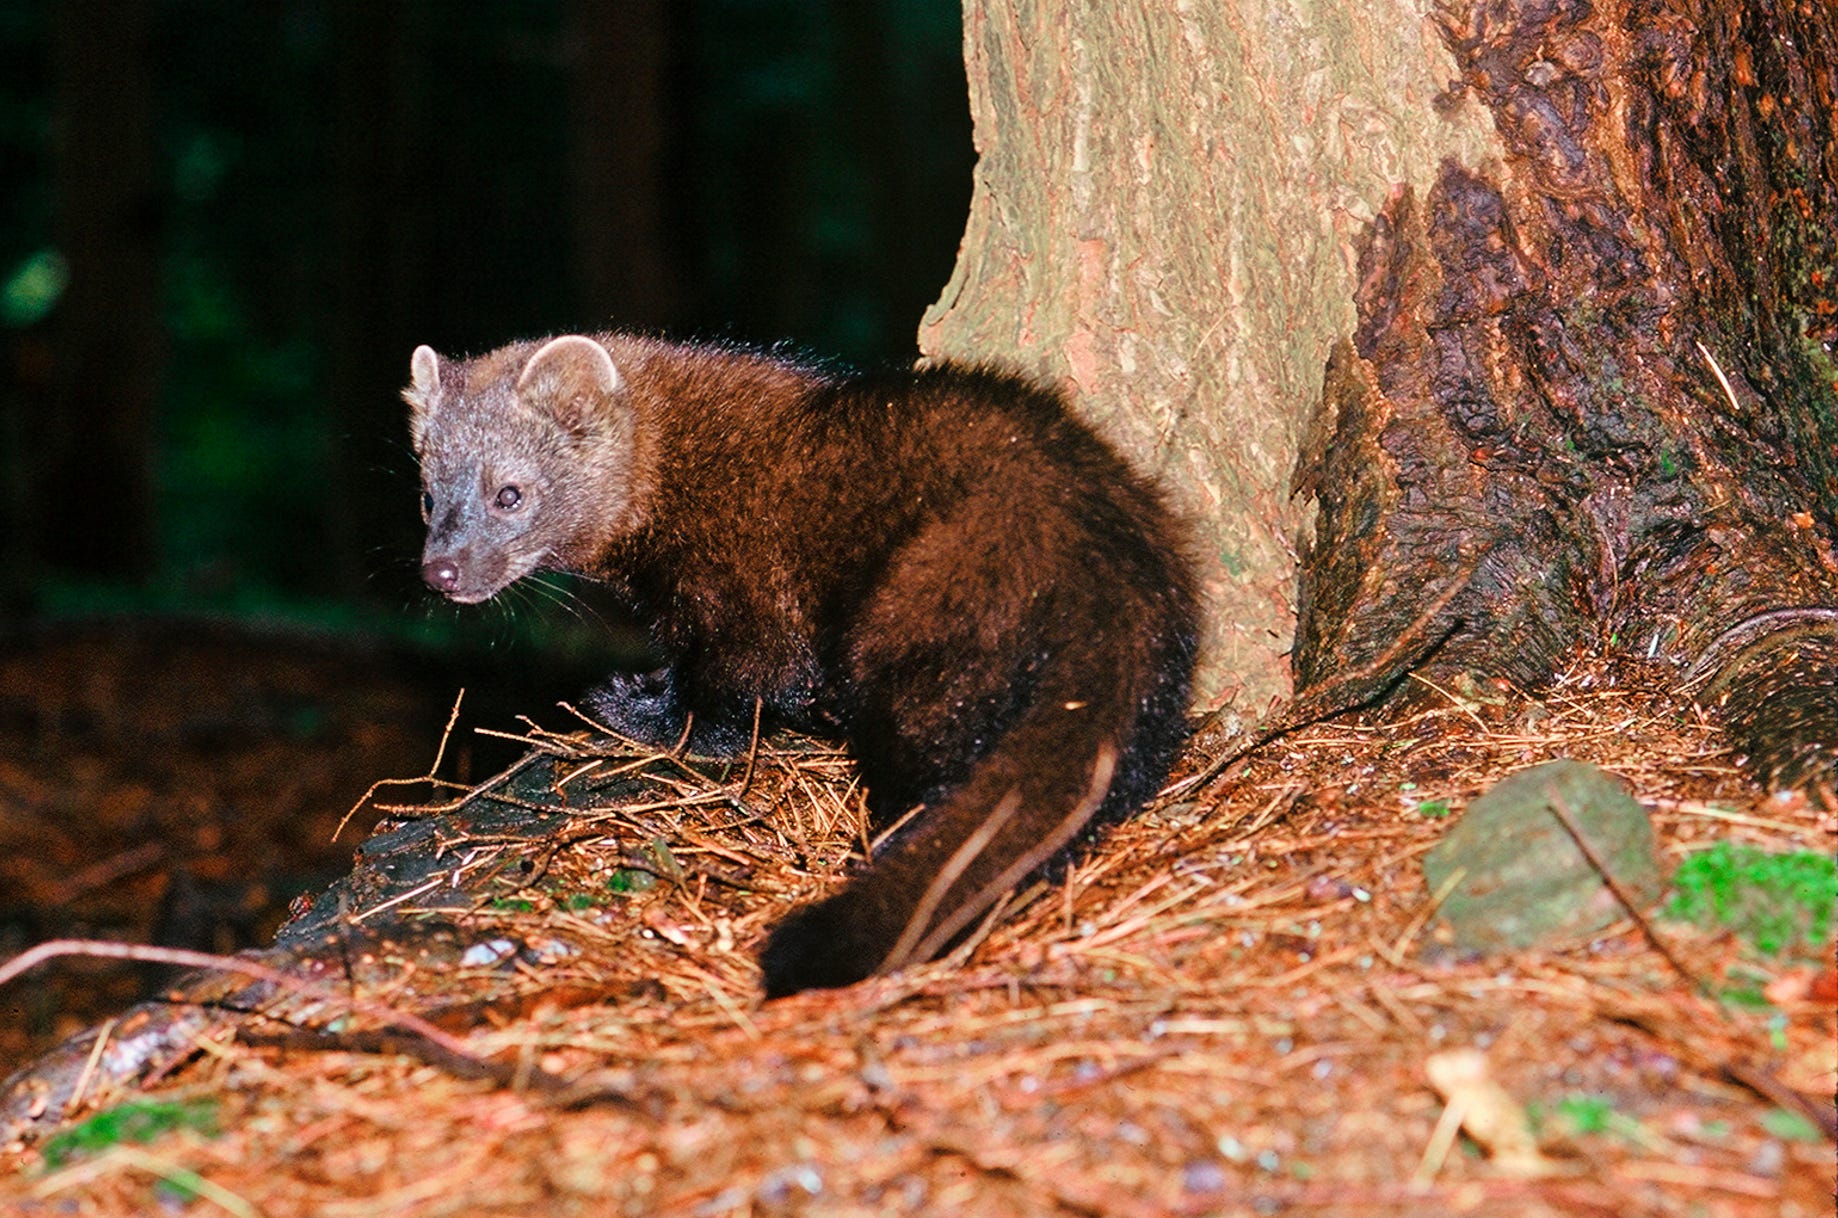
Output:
(0, 620), (1831, 1217)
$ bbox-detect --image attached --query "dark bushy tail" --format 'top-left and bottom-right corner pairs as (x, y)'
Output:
(759, 636), (1192, 998)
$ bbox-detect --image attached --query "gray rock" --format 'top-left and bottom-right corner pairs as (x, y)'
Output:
(1423, 759), (1665, 954)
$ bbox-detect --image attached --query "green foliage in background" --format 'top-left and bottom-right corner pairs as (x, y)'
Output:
(1, 1), (968, 620)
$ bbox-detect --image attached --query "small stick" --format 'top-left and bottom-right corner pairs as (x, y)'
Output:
(67, 1016), (118, 1116)
(1543, 784), (1708, 1000)
(1384, 867), (1465, 965)
(424, 687), (468, 781)
(0, 939), (564, 1091)
(1181, 556), (1480, 793)
(1723, 1060), (1838, 1140)
(735, 697), (765, 799)
(898, 745), (1118, 968)
(1695, 339), (1743, 414)
(881, 791), (1026, 972)
(334, 689), (470, 840)
(1405, 670), (1491, 732)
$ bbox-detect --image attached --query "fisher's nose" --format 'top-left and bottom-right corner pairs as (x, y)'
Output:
(421, 559), (462, 593)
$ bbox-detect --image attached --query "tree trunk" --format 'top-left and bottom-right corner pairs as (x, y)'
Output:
(42, 0), (163, 582)
(922, 0), (1500, 715)
(566, 0), (682, 331)
(926, 0), (1835, 789)
(1296, 0), (1837, 788)
(326, 0), (431, 599)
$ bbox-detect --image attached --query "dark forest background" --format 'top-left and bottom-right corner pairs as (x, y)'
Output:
(0, 0), (973, 636)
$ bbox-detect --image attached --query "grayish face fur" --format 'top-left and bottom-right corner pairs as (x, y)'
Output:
(406, 337), (633, 603)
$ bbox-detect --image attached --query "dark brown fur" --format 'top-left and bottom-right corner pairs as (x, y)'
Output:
(407, 333), (1198, 997)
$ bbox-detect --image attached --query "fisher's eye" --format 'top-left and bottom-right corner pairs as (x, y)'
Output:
(495, 485), (523, 511)
(420, 490), (434, 519)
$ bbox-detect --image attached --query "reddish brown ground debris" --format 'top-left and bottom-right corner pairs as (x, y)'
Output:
(0, 622), (449, 1065)
(0, 628), (1832, 1216)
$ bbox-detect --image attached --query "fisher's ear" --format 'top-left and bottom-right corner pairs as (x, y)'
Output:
(518, 335), (624, 436)
(404, 344), (443, 451)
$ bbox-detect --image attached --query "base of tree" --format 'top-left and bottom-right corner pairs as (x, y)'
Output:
(1293, 0), (1837, 792)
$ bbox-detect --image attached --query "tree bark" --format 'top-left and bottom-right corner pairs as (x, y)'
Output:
(1294, 0), (1837, 787)
(928, 0), (1835, 788)
(923, 0), (1499, 714)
